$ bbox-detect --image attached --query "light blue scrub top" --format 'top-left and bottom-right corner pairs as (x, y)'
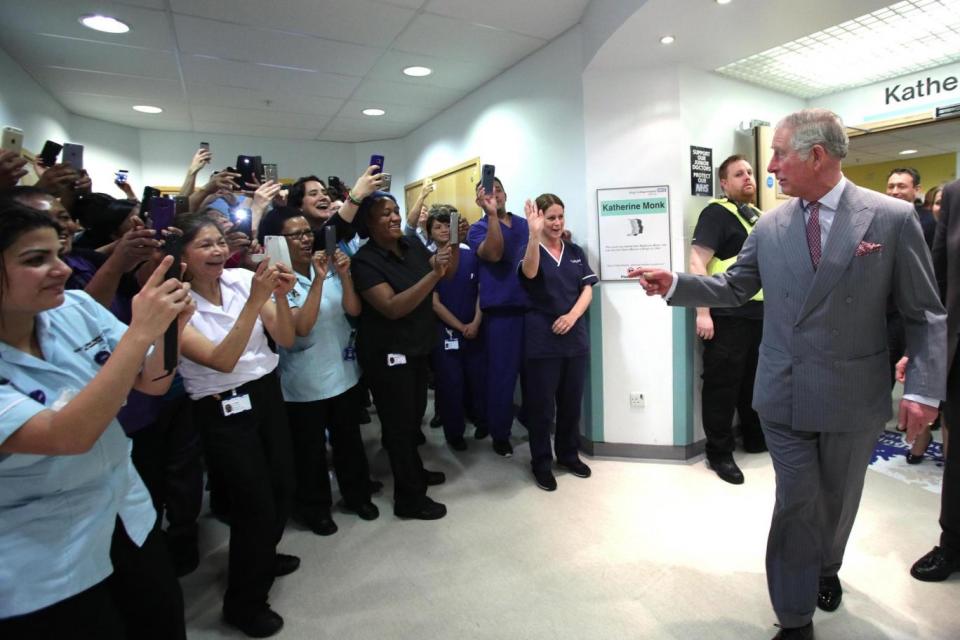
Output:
(0, 291), (155, 618)
(278, 266), (361, 402)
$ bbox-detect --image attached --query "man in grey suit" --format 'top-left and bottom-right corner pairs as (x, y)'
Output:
(631, 108), (946, 640)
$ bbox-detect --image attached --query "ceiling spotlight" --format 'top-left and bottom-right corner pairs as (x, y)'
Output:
(899, 149), (918, 155)
(659, 35), (675, 45)
(362, 108), (386, 117)
(403, 66), (433, 77)
(132, 105), (163, 114)
(80, 15), (130, 34)
(716, 0), (732, 5)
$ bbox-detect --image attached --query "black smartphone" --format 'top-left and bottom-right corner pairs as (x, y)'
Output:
(173, 195), (189, 215)
(235, 155), (263, 187)
(324, 225), (337, 265)
(481, 164), (495, 194)
(63, 143), (84, 171)
(150, 197), (175, 232)
(140, 186), (160, 219)
(370, 154), (384, 172)
(199, 141), (210, 152)
(161, 236), (183, 375)
(39, 141), (62, 167)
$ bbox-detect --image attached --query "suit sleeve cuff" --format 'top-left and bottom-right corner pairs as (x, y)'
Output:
(902, 393), (940, 408)
(664, 273), (679, 301)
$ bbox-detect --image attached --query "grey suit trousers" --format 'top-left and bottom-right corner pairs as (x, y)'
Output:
(762, 420), (880, 628)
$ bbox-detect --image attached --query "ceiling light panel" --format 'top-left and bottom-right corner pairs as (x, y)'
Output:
(716, 0), (960, 98)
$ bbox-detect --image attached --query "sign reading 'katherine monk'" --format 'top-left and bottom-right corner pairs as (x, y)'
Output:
(690, 146), (713, 197)
(597, 185), (672, 280)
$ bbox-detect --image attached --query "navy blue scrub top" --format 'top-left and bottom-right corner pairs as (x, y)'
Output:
(519, 241), (598, 359)
(467, 214), (530, 311)
(435, 244), (479, 332)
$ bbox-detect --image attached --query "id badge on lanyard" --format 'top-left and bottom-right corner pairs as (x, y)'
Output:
(443, 327), (460, 351)
(343, 329), (358, 361)
(220, 390), (252, 417)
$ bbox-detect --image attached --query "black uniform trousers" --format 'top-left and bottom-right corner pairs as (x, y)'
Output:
(0, 520), (185, 640)
(701, 314), (764, 458)
(362, 352), (430, 510)
(286, 383), (372, 515)
(941, 360), (960, 553)
(523, 355), (587, 472)
(194, 371), (294, 616)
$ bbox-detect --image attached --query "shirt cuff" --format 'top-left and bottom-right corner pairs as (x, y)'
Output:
(664, 272), (679, 301)
(903, 393), (940, 408)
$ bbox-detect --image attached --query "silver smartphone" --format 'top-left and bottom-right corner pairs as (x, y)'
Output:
(381, 172), (392, 192)
(63, 143), (84, 171)
(1, 126), (24, 154)
(263, 163), (278, 182)
(449, 212), (459, 245)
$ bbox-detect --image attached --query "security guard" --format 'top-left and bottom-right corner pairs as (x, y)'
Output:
(689, 154), (767, 484)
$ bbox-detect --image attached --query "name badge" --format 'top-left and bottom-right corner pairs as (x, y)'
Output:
(343, 346), (357, 361)
(386, 353), (407, 367)
(221, 393), (252, 417)
(444, 339), (460, 351)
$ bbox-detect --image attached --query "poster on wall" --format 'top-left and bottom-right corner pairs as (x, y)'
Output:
(690, 146), (713, 196)
(597, 185), (672, 280)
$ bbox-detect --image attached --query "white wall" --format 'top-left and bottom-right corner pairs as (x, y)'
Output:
(70, 115), (142, 198)
(401, 27), (589, 242)
(0, 47), (71, 157)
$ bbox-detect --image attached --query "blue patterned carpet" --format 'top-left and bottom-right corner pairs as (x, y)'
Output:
(868, 430), (945, 494)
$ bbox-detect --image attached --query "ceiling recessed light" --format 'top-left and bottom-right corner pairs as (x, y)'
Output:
(716, 0), (733, 5)
(899, 149), (919, 155)
(659, 35), (675, 45)
(403, 66), (433, 77)
(362, 108), (385, 117)
(132, 105), (163, 114)
(80, 15), (130, 34)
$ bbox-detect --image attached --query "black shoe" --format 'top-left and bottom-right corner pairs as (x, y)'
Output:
(275, 553), (300, 577)
(358, 408), (372, 425)
(771, 622), (813, 640)
(368, 479), (384, 494)
(166, 535), (200, 577)
(492, 439), (513, 457)
(447, 435), (468, 451)
(557, 459), (592, 478)
(424, 469), (446, 486)
(743, 436), (768, 453)
(474, 425), (489, 440)
(430, 414), (442, 429)
(708, 457), (744, 485)
(302, 512), (338, 536)
(911, 546), (960, 582)
(817, 575), (842, 612)
(415, 429), (426, 446)
(533, 468), (557, 491)
(906, 452), (925, 464)
(340, 500), (380, 521)
(223, 606), (284, 638)
(394, 497), (447, 520)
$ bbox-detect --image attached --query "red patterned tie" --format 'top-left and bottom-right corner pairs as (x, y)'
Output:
(806, 201), (821, 269)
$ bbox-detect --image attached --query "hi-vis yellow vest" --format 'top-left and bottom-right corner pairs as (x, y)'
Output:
(705, 198), (763, 302)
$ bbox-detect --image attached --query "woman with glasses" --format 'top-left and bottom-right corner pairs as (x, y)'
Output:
(259, 207), (378, 536)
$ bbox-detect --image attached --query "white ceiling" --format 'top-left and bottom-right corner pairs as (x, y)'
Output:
(0, 0), (591, 142)
(846, 119), (960, 165)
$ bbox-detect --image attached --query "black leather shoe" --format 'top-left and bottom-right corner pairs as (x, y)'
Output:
(557, 459), (592, 478)
(771, 622), (813, 639)
(368, 479), (384, 494)
(303, 512), (338, 536)
(911, 546), (960, 582)
(708, 457), (744, 485)
(394, 497), (447, 520)
(474, 425), (489, 440)
(492, 439), (513, 457)
(743, 435), (768, 453)
(817, 575), (842, 612)
(358, 408), (372, 424)
(424, 469), (446, 486)
(906, 452), (925, 464)
(341, 501), (380, 521)
(447, 435), (468, 451)
(533, 468), (557, 491)
(415, 429), (426, 445)
(430, 414), (442, 429)
(274, 553), (300, 577)
(223, 606), (284, 638)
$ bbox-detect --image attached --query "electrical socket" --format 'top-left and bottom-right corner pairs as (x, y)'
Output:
(629, 392), (645, 409)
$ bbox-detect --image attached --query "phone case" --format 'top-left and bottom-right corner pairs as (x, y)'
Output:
(264, 235), (292, 269)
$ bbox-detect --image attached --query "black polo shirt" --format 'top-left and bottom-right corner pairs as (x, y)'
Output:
(351, 236), (436, 358)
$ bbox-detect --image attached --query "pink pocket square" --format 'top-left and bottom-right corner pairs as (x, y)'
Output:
(855, 241), (882, 257)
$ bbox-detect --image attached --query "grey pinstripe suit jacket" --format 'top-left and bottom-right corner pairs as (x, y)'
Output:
(671, 180), (947, 432)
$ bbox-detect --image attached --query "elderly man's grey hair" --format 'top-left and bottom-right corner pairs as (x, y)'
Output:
(777, 108), (848, 160)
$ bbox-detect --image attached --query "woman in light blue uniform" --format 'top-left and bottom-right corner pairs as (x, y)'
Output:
(0, 203), (191, 638)
(518, 194), (598, 492)
(259, 207), (378, 535)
